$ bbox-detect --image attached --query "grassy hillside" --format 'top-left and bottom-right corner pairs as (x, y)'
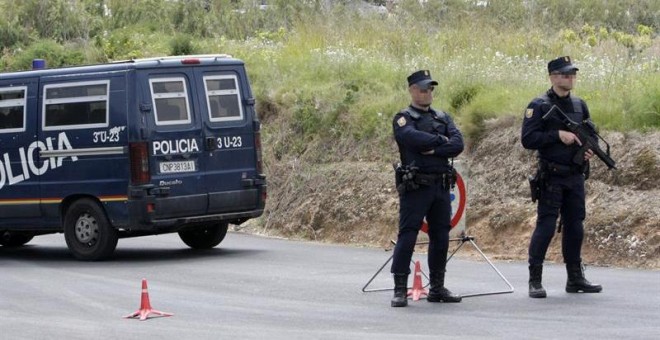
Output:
(1, 1), (658, 159)
(2, 1), (658, 265)
(2, 0), (658, 160)
(2, 1), (658, 144)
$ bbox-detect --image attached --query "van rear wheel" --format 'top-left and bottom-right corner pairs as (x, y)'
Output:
(0, 232), (34, 247)
(178, 222), (228, 249)
(64, 198), (118, 261)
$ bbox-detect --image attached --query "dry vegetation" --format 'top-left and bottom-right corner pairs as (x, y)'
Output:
(241, 116), (660, 269)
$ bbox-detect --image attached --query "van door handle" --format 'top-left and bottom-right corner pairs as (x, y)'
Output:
(205, 137), (218, 151)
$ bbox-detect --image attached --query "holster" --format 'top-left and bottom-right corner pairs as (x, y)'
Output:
(528, 174), (540, 203)
(528, 163), (547, 203)
(448, 167), (458, 189)
(394, 163), (403, 187)
(394, 163), (420, 194)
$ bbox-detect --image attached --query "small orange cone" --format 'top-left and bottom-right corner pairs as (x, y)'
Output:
(124, 278), (173, 321)
(421, 218), (429, 234)
(407, 261), (428, 301)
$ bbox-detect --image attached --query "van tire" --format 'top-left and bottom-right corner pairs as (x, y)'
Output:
(64, 198), (118, 261)
(178, 222), (228, 249)
(0, 232), (34, 247)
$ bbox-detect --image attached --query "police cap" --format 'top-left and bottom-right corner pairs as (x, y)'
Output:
(548, 56), (579, 74)
(407, 70), (438, 89)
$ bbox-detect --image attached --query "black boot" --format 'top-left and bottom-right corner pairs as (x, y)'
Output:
(566, 263), (602, 293)
(427, 271), (462, 303)
(391, 274), (408, 307)
(529, 264), (547, 298)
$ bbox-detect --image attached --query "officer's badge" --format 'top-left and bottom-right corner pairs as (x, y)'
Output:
(525, 108), (534, 119)
(397, 116), (407, 127)
(424, 70), (429, 76)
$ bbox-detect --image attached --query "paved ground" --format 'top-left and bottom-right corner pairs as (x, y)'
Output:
(1, 232), (658, 339)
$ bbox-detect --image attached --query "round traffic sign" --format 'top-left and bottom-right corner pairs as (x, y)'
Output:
(420, 171), (467, 233)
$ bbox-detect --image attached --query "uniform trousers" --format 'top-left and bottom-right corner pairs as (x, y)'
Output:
(391, 181), (452, 274)
(529, 173), (586, 266)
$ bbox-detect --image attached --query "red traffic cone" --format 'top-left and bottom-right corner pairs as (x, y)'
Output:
(421, 218), (429, 234)
(407, 261), (428, 301)
(124, 278), (173, 321)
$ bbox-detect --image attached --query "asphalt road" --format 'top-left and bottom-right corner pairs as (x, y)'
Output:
(1, 232), (658, 339)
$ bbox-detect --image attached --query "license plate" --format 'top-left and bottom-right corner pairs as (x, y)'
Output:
(159, 160), (196, 173)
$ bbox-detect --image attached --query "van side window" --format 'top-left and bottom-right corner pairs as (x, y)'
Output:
(0, 86), (27, 133)
(43, 80), (109, 130)
(150, 77), (191, 125)
(203, 75), (243, 122)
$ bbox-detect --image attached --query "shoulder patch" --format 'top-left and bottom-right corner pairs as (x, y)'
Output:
(397, 116), (407, 127)
(525, 108), (534, 119)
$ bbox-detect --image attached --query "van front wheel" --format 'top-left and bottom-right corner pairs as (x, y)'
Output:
(64, 198), (118, 261)
(178, 223), (228, 249)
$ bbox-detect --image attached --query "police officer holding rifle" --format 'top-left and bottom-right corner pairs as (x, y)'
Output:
(522, 56), (615, 298)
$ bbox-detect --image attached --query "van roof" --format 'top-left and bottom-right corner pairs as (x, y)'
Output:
(0, 55), (244, 80)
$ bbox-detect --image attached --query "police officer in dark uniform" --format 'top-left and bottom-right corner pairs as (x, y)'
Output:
(521, 56), (602, 298)
(390, 70), (464, 307)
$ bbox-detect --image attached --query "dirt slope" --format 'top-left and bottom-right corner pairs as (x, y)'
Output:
(243, 116), (659, 269)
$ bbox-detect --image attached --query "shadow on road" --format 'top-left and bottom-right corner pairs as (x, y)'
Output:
(0, 245), (265, 263)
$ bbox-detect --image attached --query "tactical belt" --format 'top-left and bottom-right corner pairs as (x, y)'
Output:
(541, 160), (582, 176)
(414, 172), (449, 186)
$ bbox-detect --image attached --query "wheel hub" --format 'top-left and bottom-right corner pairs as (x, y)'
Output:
(75, 213), (99, 245)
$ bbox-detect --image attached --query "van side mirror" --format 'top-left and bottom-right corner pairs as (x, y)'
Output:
(245, 98), (255, 106)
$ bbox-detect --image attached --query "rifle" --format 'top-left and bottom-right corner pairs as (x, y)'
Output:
(541, 105), (617, 170)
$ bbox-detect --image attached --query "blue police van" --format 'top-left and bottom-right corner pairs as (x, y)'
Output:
(0, 55), (267, 260)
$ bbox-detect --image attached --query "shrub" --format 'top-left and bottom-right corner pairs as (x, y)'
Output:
(97, 26), (150, 60)
(629, 76), (660, 131)
(169, 34), (198, 56)
(12, 0), (95, 41)
(449, 84), (482, 112)
(9, 39), (84, 71)
(0, 19), (28, 48)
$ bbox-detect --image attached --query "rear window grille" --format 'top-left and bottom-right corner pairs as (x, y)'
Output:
(42, 80), (109, 130)
(149, 78), (191, 126)
(204, 75), (243, 122)
(0, 86), (27, 133)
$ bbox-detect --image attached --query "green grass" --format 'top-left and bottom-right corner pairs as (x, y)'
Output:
(1, 0), (658, 149)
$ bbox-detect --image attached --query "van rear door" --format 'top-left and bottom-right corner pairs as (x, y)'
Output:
(193, 66), (262, 214)
(140, 70), (206, 219)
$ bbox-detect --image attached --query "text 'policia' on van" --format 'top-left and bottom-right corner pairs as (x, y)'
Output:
(0, 55), (267, 260)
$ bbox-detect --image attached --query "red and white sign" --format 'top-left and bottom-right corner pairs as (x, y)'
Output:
(420, 164), (467, 237)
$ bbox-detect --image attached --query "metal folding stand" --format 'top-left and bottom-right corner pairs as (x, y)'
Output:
(445, 232), (514, 298)
(361, 240), (430, 293)
(361, 233), (514, 297)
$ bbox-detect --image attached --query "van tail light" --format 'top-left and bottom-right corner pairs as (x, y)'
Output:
(181, 58), (200, 65)
(129, 142), (151, 185)
(254, 124), (264, 175)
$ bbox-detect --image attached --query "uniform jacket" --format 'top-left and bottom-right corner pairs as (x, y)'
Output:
(521, 88), (591, 166)
(393, 105), (464, 173)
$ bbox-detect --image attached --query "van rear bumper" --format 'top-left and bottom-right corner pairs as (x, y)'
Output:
(126, 183), (266, 232)
(151, 209), (264, 228)
(127, 208), (263, 231)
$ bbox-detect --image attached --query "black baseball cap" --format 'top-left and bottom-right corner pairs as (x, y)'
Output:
(407, 70), (438, 89)
(548, 56), (579, 74)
